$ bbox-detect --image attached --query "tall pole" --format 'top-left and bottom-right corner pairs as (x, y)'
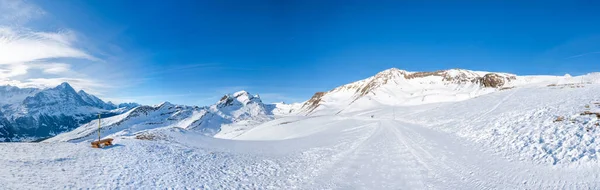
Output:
(98, 114), (101, 142)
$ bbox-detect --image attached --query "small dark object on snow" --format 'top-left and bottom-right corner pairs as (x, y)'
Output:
(554, 116), (564, 122)
(91, 138), (113, 148)
(581, 111), (600, 119)
(371, 115), (374, 118)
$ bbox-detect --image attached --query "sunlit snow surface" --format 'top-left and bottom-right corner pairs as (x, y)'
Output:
(3, 82), (600, 188)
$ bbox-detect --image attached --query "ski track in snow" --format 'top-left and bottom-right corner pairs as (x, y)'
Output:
(4, 116), (600, 189)
(472, 87), (519, 122)
(4, 84), (600, 189)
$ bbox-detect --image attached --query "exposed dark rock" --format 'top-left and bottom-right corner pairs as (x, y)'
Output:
(478, 73), (509, 88)
(301, 92), (326, 113)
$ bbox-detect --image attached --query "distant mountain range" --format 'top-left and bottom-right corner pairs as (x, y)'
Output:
(46, 90), (296, 142)
(0, 83), (138, 142)
(7, 68), (598, 142)
(295, 68), (589, 115)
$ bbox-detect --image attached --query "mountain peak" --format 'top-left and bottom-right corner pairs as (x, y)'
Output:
(51, 82), (77, 94)
(233, 90), (249, 97)
(381, 67), (406, 72)
(216, 90), (263, 108)
(298, 68), (523, 115)
(156, 101), (173, 108)
(375, 68), (408, 76)
(58, 82), (72, 89)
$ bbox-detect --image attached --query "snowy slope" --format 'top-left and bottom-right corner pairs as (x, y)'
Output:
(238, 81), (600, 164)
(265, 102), (304, 116)
(44, 68), (596, 143)
(298, 68), (589, 115)
(78, 90), (117, 110)
(19, 83), (106, 116)
(0, 83), (137, 142)
(4, 70), (600, 188)
(47, 102), (206, 142)
(5, 83), (600, 189)
(46, 91), (277, 142)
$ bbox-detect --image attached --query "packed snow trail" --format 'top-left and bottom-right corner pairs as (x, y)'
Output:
(310, 119), (513, 189)
(313, 120), (430, 189)
(3, 116), (600, 188)
(310, 118), (600, 189)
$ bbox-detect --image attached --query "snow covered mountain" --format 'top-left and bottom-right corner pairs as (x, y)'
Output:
(47, 68), (592, 142)
(0, 83), (137, 142)
(0, 85), (40, 106)
(47, 90), (278, 142)
(265, 102), (304, 116)
(78, 90), (118, 110)
(297, 68), (574, 115)
(6, 69), (600, 189)
(8, 76), (600, 189)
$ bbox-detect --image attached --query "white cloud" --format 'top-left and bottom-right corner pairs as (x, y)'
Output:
(0, 27), (95, 65)
(0, 62), (72, 78)
(0, 27), (96, 88)
(0, 64), (27, 77)
(0, 0), (108, 97)
(0, 0), (45, 25)
(33, 30), (77, 45)
(42, 65), (71, 74)
(32, 62), (72, 74)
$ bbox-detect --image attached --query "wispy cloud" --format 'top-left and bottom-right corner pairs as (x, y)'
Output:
(0, 0), (44, 25)
(0, 27), (95, 65)
(0, 64), (27, 77)
(0, 62), (73, 78)
(565, 51), (600, 59)
(34, 62), (72, 74)
(0, 0), (105, 95)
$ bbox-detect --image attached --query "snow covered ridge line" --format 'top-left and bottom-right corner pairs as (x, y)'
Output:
(27, 68), (600, 142)
(46, 103), (182, 143)
(0, 82), (140, 142)
(233, 83), (600, 165)
(297, 68), (600, 115)
(8, 86), (600, 189)
(45, 90), (298, 142)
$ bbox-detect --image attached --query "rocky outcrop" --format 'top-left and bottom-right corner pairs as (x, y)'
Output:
(405, 71), (446, 79)
(297, 68), (521, 115)
(477, 73), (516, 88)
(301, 92), (326, 113)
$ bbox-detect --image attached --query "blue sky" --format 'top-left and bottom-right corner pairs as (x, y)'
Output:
(1, 0), (599, 106)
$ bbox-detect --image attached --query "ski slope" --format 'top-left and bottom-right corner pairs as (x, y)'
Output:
(2, 82), (600, 189)
(2, 116), (599, 189)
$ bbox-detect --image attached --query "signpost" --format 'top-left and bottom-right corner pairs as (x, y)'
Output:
(98, 114), (101, 142)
